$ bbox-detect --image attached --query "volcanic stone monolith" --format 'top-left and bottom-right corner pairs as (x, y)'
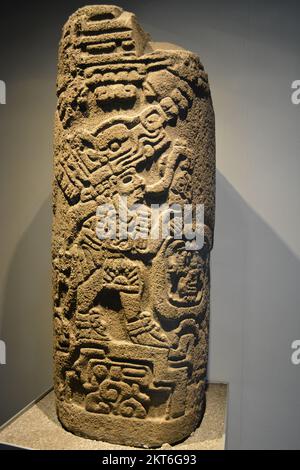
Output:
(53, 4), (215, 447)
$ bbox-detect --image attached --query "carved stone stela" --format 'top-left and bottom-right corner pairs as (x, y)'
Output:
(52, 5), (215, 447)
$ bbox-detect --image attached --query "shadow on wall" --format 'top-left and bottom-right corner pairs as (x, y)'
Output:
(0, 195), (52, 426)
(209, 172), (300, 449)
(0, 174), (300, 449)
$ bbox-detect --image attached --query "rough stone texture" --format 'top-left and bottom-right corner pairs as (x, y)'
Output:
(52, 5), (215, 447)
(0, 384), (226, 450)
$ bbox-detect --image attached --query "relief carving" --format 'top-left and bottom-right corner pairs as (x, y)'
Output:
(53, 5), (215, 447)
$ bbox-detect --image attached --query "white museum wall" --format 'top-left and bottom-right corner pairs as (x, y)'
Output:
(0, 0), (299, 449)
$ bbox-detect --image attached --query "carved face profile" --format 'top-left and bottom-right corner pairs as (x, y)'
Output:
(167, 246), (204, 306)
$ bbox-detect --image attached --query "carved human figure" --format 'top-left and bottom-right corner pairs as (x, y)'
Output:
(53, 5), (215, 447)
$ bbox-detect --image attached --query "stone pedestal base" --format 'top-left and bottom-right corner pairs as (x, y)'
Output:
(0, 383), (227, 450)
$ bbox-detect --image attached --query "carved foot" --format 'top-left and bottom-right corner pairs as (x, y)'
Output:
(126, 311), (169, 347)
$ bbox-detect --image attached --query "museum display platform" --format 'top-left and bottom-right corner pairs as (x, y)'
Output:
(0, 383), (227, 451)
